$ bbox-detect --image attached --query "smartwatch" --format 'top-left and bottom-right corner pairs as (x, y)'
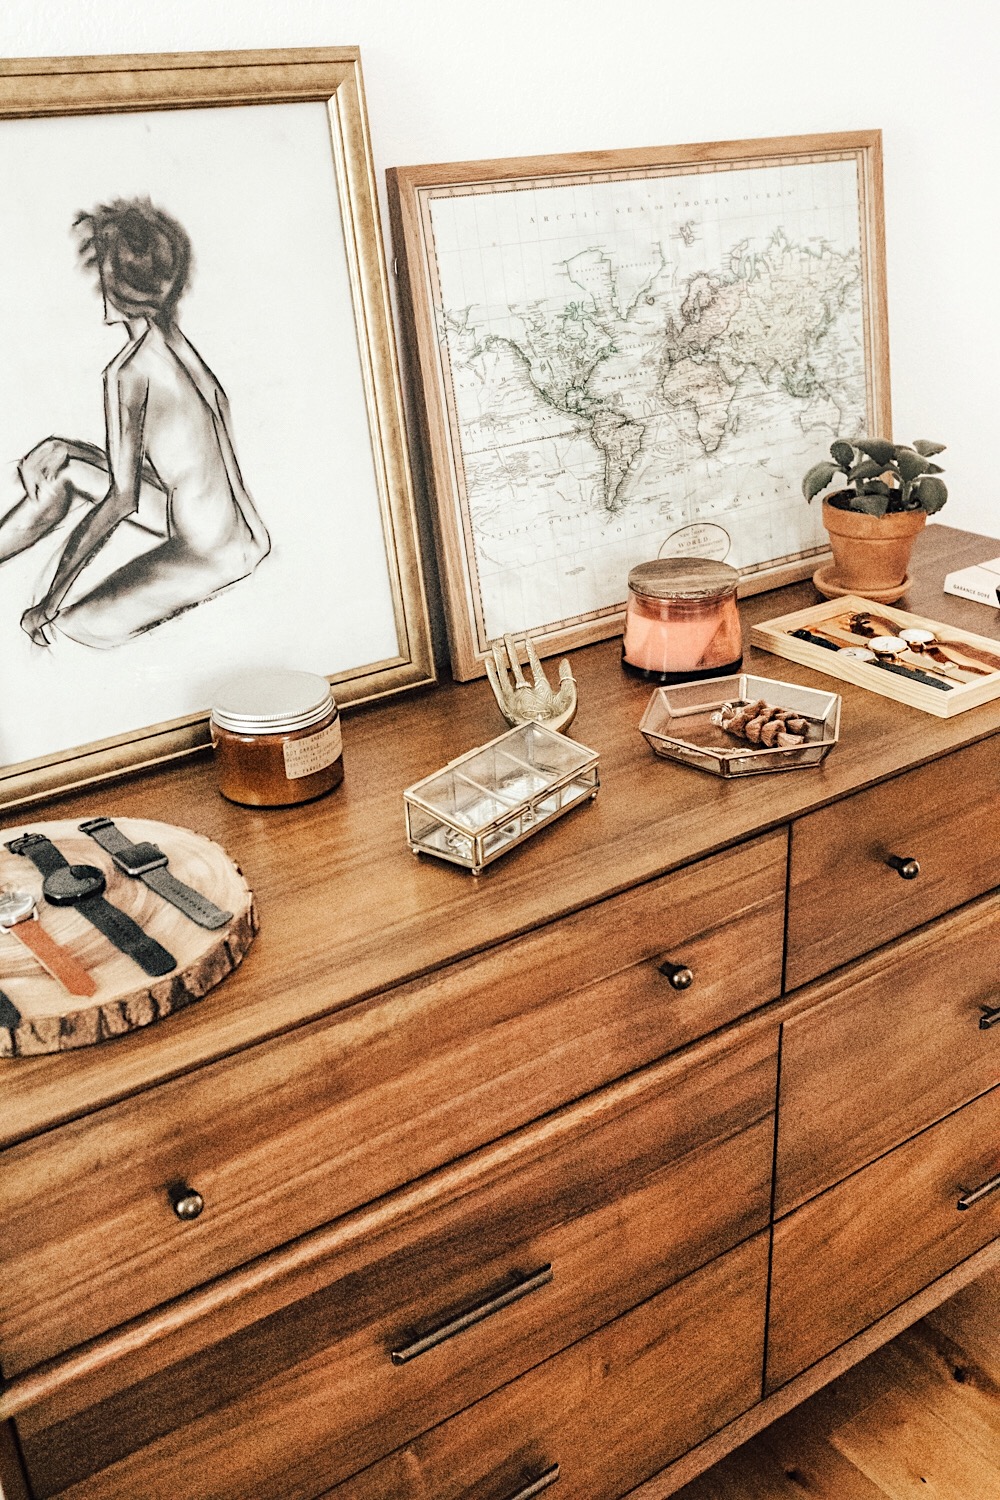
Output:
(78, 817), (232, 930)
(5, 834), (176, 978)
(0, 887), (97, 996)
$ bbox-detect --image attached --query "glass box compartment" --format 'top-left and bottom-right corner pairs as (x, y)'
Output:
(404, 723), (600, 874)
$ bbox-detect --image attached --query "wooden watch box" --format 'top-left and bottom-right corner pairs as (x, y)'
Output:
(1, 524), (999, 1500)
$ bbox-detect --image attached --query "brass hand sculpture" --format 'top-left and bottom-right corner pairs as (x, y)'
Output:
(485, 633), (578, 734)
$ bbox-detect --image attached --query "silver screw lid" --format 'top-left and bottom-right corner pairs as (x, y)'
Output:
(211, 670), (336, 735)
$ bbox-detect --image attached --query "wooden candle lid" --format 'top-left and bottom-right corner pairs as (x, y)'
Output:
(0, 818), (256, 1056)
(627, 557), (740, 599)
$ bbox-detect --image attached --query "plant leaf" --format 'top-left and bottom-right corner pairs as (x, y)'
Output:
(861, 479), (891, 496)
(914, 475), (948, 513)
(849, 459), (885, 482)
(856, 437), (895, 465)
(925, 462), (945, 474)
(895, 446), (930, 482)
(852, 490), (891, 517)
(803, 460), (837, 500)
(830, 440), (856, 468)
(912, 439), (946, 457)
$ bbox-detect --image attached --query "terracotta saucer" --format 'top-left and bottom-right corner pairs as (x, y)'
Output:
(812, 563), (913, 604)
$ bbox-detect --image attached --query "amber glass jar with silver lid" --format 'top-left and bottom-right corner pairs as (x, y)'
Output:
(211, 669), (344, 807)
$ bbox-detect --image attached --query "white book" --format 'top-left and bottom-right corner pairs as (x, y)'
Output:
(943, 555), (1000, 608)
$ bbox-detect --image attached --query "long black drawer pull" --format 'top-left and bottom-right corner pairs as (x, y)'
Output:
(390, 1265), (553, 1365)
(979, 1003), (1000, 1030)
(503, 1466), (561, 1500)
(957, 1172), (1000, 1211)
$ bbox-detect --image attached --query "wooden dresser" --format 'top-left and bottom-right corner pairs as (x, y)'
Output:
(1, 524), (999, 1500)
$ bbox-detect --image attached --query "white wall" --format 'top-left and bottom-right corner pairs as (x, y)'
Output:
(1, 0), (997, 547)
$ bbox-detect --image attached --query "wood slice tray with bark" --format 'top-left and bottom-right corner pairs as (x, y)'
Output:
(0, 818), (256, 1056)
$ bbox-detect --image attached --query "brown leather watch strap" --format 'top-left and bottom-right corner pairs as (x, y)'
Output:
(10, 918), (97, 997)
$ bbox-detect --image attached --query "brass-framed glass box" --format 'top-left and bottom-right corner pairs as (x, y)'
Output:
(404, 723), (600, 874)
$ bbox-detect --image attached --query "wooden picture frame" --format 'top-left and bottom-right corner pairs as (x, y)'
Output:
(0, 49), (434, 811)
(389, 131), (890, 680)
(752, 595), (1000, 717)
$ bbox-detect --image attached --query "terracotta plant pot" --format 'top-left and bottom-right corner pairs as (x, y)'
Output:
(815, 500), (926, 602)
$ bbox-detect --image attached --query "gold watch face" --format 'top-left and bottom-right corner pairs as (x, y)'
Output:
(0, 888), (36, 929)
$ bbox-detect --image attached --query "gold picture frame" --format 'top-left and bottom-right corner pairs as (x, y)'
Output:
(389, 131), (890, 681)
(0, 49), (434, 810)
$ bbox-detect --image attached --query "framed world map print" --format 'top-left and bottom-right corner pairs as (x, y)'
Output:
(389, 131), (889, 680)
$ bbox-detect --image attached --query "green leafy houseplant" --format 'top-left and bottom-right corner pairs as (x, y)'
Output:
(802, 438), (948, 518)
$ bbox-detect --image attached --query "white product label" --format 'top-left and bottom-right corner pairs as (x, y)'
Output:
(283, 719), (343, 780)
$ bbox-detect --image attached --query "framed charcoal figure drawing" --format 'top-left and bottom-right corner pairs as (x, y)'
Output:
(389, 131), (890, 680)
(0, 49), (434, 809)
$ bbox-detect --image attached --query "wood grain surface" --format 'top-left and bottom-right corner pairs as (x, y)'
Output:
(0, 524), (997, 1500)
(623, 1238), (1000, 1499)
(0, 819), (255, 1056)
(0, 525), (996, 1148)
(768, 1084), (1000, 1390)
(785, 734), (1000, 986)
(671, 1265), (1000, 1499)
(0, 838), (781, 1375)
(12, 1026), (776, 1498)
(777, 892), (1000, 1213)
(318, 1236), (769, 1500)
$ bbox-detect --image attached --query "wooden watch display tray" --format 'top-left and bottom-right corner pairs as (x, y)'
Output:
(751, 595), (1000, 717)
(0, 818), (256, 1056)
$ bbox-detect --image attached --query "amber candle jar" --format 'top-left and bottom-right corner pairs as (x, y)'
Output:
(211, 670), (344, 807)
(622, 558), (743, 684)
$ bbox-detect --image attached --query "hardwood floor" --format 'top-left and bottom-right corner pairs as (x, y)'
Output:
(675, 1268), (1000, 1499)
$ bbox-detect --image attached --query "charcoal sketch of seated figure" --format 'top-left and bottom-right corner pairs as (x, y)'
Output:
(0, 197), (270, 648)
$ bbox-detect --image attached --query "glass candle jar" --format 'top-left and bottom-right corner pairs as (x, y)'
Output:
(622, 558), (743, 684)
(211, 670), (344, 807)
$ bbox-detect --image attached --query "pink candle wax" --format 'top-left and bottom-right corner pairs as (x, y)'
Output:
(622, 558), (742, 683)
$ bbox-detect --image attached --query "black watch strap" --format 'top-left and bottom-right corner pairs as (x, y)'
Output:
(6, 832), (176, 978)
(79, 818), (232, 930)
(76, 893), (177, 977)
(5, 832), (70, 878)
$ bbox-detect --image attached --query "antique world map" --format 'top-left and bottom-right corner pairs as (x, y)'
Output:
(424, 155), (875, 647)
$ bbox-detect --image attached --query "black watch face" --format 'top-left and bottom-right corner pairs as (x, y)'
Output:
(42, 863), (107, 906)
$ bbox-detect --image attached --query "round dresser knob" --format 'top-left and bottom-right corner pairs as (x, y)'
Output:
(169, 1186), (205, 1221)
(886, 855), (921, 880)
(658, 959), (694, 990)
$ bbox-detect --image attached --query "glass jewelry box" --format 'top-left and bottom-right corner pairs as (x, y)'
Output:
(404, 722), (600, 874)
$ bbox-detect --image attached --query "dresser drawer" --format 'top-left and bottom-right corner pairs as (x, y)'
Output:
(14, 1028), (776, 1499)
(0, 830), (784, 1375)
(785, 736), (1000, 988)
(767, 1083), (1000, 1390)
(320, 1233), (768, 1500)
(776, 893), (1000, 1213)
